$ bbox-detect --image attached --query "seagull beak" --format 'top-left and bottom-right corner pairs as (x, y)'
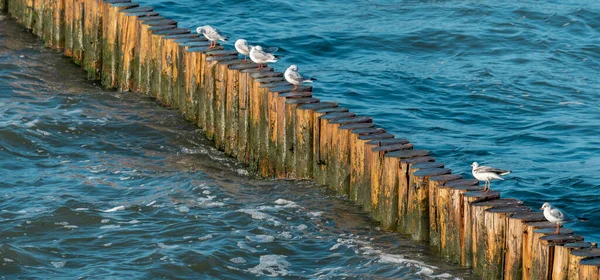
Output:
(539, 207), (543, 210)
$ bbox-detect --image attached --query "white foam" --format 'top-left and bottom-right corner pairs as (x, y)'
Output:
(99, 225), (121, 229)
(198, 234), (213, 241)
(103, 243), (112, 247)
(146, 201), (156, 207)
(63, 225), (78, 229)
(247, 255), (290, 277)
(4, 258), (14, 263)
(274, 199), (298, 208)
(74, 208), (89, 211)
(51, 261), (66, 268)
(236, 169), (249, 176)
(24, 119), (40, 128)
(157, 243), (178, 249)
(102, 205), (125, 212)
(246, 235), (275, 243)
(178, 206), (190, 213)
(237, 241), (257, 253)
(230, 257), (246, 264)
(308, 211), (323, 217)
(101, 219), (110, 224)
(296, 224), (308, 231)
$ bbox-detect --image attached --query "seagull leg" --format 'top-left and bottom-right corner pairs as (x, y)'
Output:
(243, 55), (247, 62)
(293, 84), (298, 91)
(554, 223), (560, 234)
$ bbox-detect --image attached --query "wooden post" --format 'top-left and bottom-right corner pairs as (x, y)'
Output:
(442, 179), (481, 264)
(116, 7), (156, 91)
(522, 221), (557, 279)
(483, 205), (532, 279)
(428, 173), (462, 254)
(294, 102), (338, 179)
(469, 199), (523, 276)
(71, 0), (84, 64)
(531, 234), (585, 279)
(347, 127), (386, 201)
(462, 190), (501, 268)
(354, 137), (403, 211)
(151, 27), (189, 104)
(552, 242), (593, 280)
(101, 1), (138, 89)
(50, 0), (64, 48)
(503, 211), (547, 280)
(368, 143), (414, 224)
(174, 36), (203, 117)
(578, 258), (600, 280)
(568, 248), (600, 280)
(0, 0), (6, 12)
(314, 111), (356, 186)
(135, 18), (175, 94)
(178, 40), (208, 121)
(283, 96), (319, 178)
(63, 0), (73, 54)
(312, 107), (350, 184)
(328, 116), (373, 195)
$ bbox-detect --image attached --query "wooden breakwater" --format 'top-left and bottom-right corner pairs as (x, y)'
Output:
(2, 2), (599, 279)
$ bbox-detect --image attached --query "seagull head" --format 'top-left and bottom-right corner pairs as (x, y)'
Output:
(471, 162), (479, 169)
(540, 202), (552, 210)
(288, 65), (298, 71)
(196, 26), (207, 35)
(254, 45), (263, 51)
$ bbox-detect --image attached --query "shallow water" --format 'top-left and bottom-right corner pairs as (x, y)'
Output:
(136, 0), (600, 240)
(0, 17), (475, 278)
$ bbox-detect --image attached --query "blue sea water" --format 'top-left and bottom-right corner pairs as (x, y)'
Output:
(1, 0), (600, 278)
(139, 0), (600, 239)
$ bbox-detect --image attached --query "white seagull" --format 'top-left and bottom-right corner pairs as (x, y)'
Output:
(196, 25), (228, 48)
(470, 162), (511, 192)
(540, 202), (584, 234)
(249, 45), (278, 70)
(235, 39), (251, 62)
(284, 65), (316, 90)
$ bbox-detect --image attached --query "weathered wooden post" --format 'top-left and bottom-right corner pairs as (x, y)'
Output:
(461, 190), (500, 268)
(469, 199), (523, 276)
(347, 128), (387, 201)
(569, 248), (600, 280)
(483, 205), (531, 279)
(149, 27), (188, 103)
(503, 211), (547, 279)
(428, 173), (462, 253)
(312, 107), (350, 184)
(368, 143), (415, 223)
(30, 0), (44, 36)
(116, 6), (156, 91)
(314, 111), (355, 185)
(531, 233), (584, 279)
(521, 221), (556, 279)
(295, 102), (338, 179)
(440, 179), (480, 264)
(283, 96), (319, 178)
(405, 167), (450, 241)
(71, 0), (84, 63)
(177, 39), (207, 122)
(552, 242), (593, 280)
(174, 36), (204, 116)
(354, 137), (401, 211)
(135, 18), (175, 94)
(579, 258), (600, 280)
(101, 1), (138, 88)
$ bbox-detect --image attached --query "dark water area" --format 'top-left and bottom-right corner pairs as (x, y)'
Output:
(0, 16), (475, 278)
(137, 0), (600, 240)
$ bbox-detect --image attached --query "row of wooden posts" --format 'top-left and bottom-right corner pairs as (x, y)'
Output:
(2, 0), (599, 279)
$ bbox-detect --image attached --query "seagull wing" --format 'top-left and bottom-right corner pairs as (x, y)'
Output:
(477, 165), (511, 175)
(550, 208), (565, 221)
(263, 47), (279, 53)
(288, 70), (304, 83)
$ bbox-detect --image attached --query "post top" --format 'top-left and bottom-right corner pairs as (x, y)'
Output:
(121, 6), (153, 14)
(315, 107), (348, 114)
(285, 97), (319, 105)
(509, 211), (546, 222)
(206, 49), (239, 56)
(472, 198), (522, 207)
(255, 77), (285, 84)
(153, 28), (190, 36)
(359, 133), (394, 141)
(280, 92), (312, 98)
(339, 122), (375, 131)
(571, 248), (600, 257)
(319, 112), (356, 120)
(270, 84), (312, 93)
(413, 168), (451, 177)
(374, 143), (412, 153)
(143, 19), (176, 26)
(385, 149), (429, 159)
(535, 227), (574, 235)
(250, 71), (283, 79)
(298, 102), (338, 111)
(349, 127), (384, 135)
(444, 178), (479, 188)
(486, 205), (531, 214)
(206, 55), (237, 62)
(430, 174), (462, 184)
(366, 138), (409, 146)
(241, 67), (273, 73)
(412, 161), (443, 170)
(330, 116), (372, 125)
(229, 62), (261, 70)
(261, 81), (290, 89)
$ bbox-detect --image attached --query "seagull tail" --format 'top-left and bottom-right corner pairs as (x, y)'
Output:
(221, 36), (229, 42)
(576, 216), (589, 222)
(309, 77), (317, 81)
(500, 170), (511, 176)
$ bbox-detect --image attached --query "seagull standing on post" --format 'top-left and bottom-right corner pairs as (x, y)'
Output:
(284, 65), (316, 90)
(249, 45), (278, 70)
(196, 25), (228, 49)
(235, 39), (251, 62)
(470, 162), (511, 192)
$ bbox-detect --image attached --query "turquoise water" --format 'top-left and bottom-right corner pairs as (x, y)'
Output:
(0, 17), (473, 278)
(139, 0), (600, 239)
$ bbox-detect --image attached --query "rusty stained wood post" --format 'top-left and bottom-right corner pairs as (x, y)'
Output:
(440, 179), (480, 264)
(314, 111), (355, 186)
(469, 198), (523, 277)
(347, 127), (387, 201)
(329, 116), (374, 196)
(284, 96), (319, 178)
(531, 233), (585, 280)
(21, 0), (33, 29)
(174, 37), (204, 118)
(0, 0), (6, 12)
(529, 227), (576, 279)
(206, 51), (238, 150)
(336, 124), (379, 191)
(569, 248), (600, 280)
(82, 0), (107, 80)
(578, 257), (600, 280)
(295, 102), (338, 180)
(101, 1), (138, 88)
(116, 7), (156, 91)
(151, 27), (189, 104)
(311, 107), (350, 184)
(135, 18), (174, 94)
(461, 190), (500, 268)
(50, 0), (64, 48)
(181, 40), (209, 122)
(406, 166), (450, 241)
(368, 143), (414, 225)
(551, 242), (593, 280)
(503, 211), (547, 280)
(63, 0), (73, 56)
(30, 0), (44, 37)
(482, 205), (531, 279)
(354, 137), (401, 212)
(71, 0), (84, 64)
(428, 173), (462, 254)
(161, 33), (200, 107)
(229, 64), (261, 164)
(521, 221), (556, 279)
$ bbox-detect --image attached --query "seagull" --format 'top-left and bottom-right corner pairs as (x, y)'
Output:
(235, 39), (279, 62)
(196, 25), (228, 49)
(249, 45), (278, 70)
(539, 202), (588, 234)
(284, 65), (316, 90)
(470, 162), (511, 192)
(235, 39), (251, 62)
